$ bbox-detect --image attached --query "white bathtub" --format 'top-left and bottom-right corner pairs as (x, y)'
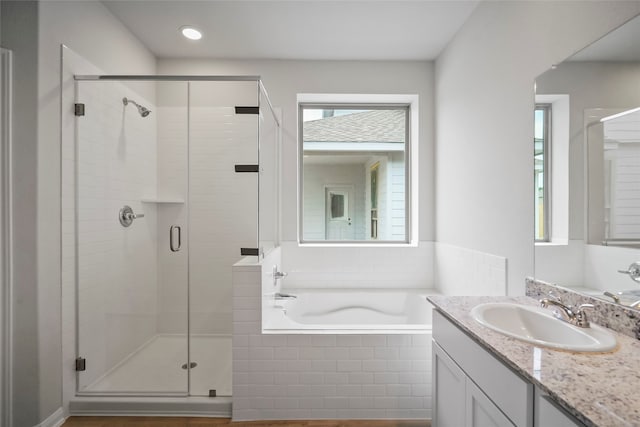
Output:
(262, 288), (436, 334)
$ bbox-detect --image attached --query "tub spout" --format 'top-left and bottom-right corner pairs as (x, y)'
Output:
(274, 292), (297, 300)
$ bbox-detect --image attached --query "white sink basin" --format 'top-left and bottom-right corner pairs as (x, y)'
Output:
(470, 303), (617, 352)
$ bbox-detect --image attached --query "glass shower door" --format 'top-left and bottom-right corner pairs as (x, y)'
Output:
(187, 81), (258, 396)
(75, 79), (189, 395)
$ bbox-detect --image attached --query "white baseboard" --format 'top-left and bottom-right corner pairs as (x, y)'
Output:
(35, 407), (65, 427)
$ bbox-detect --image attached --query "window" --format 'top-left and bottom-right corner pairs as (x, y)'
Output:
(298, 97), (415, 244)
(535, 104), (551, 242)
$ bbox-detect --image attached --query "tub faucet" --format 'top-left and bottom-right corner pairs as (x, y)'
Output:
(274, 292), (297, 300)
(272, 266), (288, 287)
(539, 296), (593, 328)
(603, 291), (620, 304)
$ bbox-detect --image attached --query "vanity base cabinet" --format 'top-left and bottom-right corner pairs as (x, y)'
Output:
(535, 388), (585, 427)
(433, 310), (531, 427)
(466, 377), (515, 427)
(432, 342), (515, 427)
(433, 309), (586, 427)
(433, 341), (515, 427)
(433, 342), (466, 427)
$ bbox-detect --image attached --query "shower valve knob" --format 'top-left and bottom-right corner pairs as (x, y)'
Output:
(119, 205), (144, 227)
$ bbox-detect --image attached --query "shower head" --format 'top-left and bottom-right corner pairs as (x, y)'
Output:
(122, 97), (151, 117)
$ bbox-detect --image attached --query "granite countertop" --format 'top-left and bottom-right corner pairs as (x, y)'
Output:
(428, 295), (640, 427)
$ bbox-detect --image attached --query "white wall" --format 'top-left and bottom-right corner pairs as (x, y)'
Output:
(0, 2), (39, 426)
(155, 62), (434, 240)
(158, 59), (435, 289)
(435, 1), (640, 296)
(37, 0), (156, 420)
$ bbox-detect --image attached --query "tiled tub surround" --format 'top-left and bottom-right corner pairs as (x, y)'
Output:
(233, 250), (432, 421)
(429, 295), (640, 427)
(526, 277), (640, 340)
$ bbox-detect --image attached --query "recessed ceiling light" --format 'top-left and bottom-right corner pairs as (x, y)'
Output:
(180, 26), (202, 41)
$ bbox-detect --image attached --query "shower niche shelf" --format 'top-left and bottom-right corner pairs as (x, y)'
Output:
(141, 197), (185, 204)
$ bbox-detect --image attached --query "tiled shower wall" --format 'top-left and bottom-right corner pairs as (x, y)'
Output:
(232, 248), (432, 420)
(155, 82), (259, 335)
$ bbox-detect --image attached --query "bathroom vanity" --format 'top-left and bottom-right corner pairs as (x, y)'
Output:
(429, 296), (640, 427)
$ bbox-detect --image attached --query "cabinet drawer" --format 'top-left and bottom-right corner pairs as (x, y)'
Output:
(433, 310), (533, 427)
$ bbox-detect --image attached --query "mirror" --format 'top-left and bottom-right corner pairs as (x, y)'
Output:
(534, 14), (640, 308)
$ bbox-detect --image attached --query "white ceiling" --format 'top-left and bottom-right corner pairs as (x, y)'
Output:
(569, 14), (640, 61)
(101, 0), (479, 61)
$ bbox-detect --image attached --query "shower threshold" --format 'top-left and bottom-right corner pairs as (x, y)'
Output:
(68, 395), (232, 417)
(70, 334), (232, 416)
(83, 334), (231, 395)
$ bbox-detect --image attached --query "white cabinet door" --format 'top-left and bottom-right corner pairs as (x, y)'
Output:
(433, 311), (532, 426)
(535, 388), (585, 427)
(433, 342), (466, 427)
(466, 379), (515, 427)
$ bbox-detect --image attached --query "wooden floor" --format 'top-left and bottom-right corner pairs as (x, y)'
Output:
(63, 417), (430, 427)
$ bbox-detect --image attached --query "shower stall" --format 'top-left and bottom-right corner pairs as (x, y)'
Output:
(71, 75), (279, 401)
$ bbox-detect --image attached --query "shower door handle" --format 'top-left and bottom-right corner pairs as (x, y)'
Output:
(170, 225), (181, 252)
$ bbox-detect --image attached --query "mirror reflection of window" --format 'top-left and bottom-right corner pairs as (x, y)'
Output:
(535, 104), (551, 242)
(602, 108), (640, 243)
(300, 104), (409, 242)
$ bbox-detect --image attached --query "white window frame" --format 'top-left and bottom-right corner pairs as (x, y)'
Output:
(535, 94), (570, 245)
(297, 93), (419, 246)
(535, 103), (552, 242)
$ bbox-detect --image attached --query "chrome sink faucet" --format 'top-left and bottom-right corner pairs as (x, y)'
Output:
(539, 293), (594, 328)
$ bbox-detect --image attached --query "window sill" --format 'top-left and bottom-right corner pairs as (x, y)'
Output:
(298, 241), (418, 248)
(535, 239), (569, 247)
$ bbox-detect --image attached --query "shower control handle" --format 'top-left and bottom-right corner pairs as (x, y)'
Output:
(119, 205), (144, 227)
(618, 261), (640, 283)
(170, 225), (182, 252)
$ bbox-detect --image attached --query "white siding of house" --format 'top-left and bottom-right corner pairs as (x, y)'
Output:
(303, 164), (365, 241)
(365, 155), (405, 241)
(390, 152), (406, 240)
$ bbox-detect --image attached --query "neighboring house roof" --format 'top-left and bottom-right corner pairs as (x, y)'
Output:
(303, 110), (405, 143)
